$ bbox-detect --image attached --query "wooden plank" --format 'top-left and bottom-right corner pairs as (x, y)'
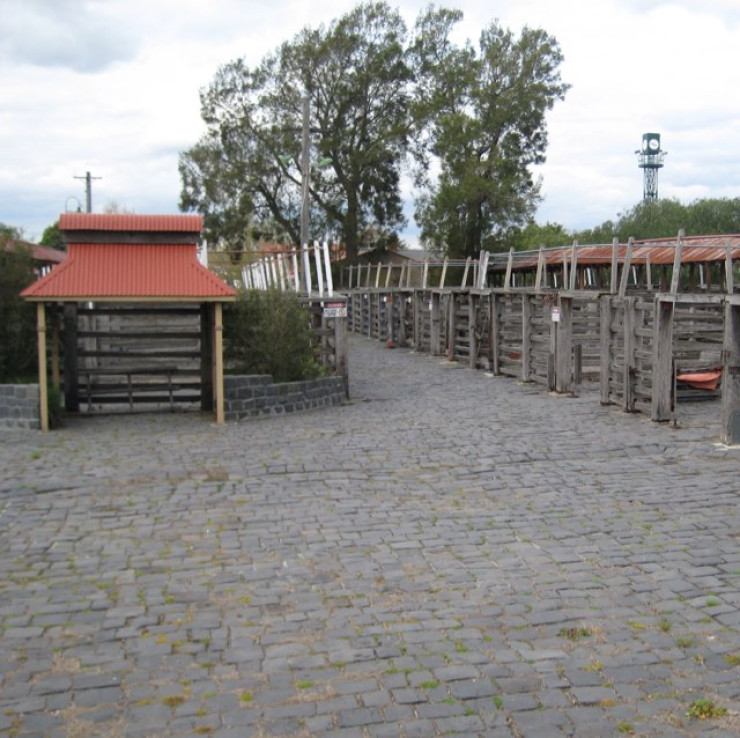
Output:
(726, 247), (734, 295)
(522, 294), (531, 381)
(670, 229), (684, 295)
(618, 237), (633, 297)
(37, 304), (49, 432)
(569, 240), (578, 291)
(556, 296), (573, 394)
(651, 296), (674, 421)
(214, 302), (224, 424)
(721, 300), (740, 444)
(610, 238), (619, 294)
(504, 248), (514, 291)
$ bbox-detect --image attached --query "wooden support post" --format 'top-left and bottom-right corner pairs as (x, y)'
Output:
(440, 258), (448, 289)
(504, 248), (514, 291)
(63, 303), (79, 412)
(522, 294), (531, 381)
(726, 247), (734, 294)
(535, 245), (545, 294)
(670, 229), (684, 295)
(619, 237), (634, 297)
(446, 292), (456, 360)
(462, 257), (471, 287)
(430, 292), (441, 355)
(569, 240), (578, 291)
(651, 296), (674, 422)
(334, 313), (349, 398)
(721, 298), (740, 444)
(37, 303), (49, 432)
(214, 302), (225, 425)
(556, 295), (573, 394)
(600, 295), (612, 405)
(623, 298), (636, 412)
(398, 293), (408, 347)
(610, 238), (619, 294)
(645, 251), (652, 291)
(468, 293), (477, 369)
(548, 306), (556, 391)
(491, 292), (500, 374)
(385, 294), (394, 344)
(413, 290), (422, 349)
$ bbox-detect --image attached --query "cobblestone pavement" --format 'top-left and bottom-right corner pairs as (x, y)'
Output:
(2, 335), (740, 738)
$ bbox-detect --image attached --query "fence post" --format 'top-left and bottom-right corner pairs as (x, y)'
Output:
(468, 293), (477, 369)
(670, 230), (684, 295)
(522, 294), (531, 381)
(556, 294), (573, 394)
(721, 297), (740, 444)
(600, 295), (612, 405)
(490, 292), (501, 375)
(430, 292), (441, 355)
(334, 312), (349, 398)
(623, 297), (636, 412)
(610, 238), (619, 294)
(651, 295), (674, 421)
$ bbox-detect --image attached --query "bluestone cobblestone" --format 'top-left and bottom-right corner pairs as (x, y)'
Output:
(1, 335), (739, 736)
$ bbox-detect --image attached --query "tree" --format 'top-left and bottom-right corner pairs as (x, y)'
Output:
(571, 197), (740, 244)
(411, 17), (569, 258)
(0, 224), (37, 381)
(510, 220), (572, 251)
(180, 1), (411, 262)
(40, 221), (64, 251)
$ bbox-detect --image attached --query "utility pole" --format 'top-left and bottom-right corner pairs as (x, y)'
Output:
(300, 96), (310, 247)
(74, 171), (102, 213)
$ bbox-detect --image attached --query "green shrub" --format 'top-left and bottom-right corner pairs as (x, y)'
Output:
(0, 243), (37, 382)
(47, 383), (63, 429)
(223, 289), (324, 383)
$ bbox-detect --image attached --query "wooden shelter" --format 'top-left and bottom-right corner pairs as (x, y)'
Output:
(21, 213), (236, 430)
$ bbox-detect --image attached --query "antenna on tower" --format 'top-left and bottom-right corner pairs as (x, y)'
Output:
(635, 133), (666, 201)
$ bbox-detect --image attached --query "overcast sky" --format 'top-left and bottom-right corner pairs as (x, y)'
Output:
(1, 0), (739, 245)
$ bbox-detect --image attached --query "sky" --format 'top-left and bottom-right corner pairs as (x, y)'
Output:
(1, 0), (739, 246)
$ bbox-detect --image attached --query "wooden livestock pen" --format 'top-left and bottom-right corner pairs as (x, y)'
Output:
(345, 231), (740, 444)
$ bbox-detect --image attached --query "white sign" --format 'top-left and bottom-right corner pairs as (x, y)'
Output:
(551, 307), (561, 323)
(323, 303), (347, 318)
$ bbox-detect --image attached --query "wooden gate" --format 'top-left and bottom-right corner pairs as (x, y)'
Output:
(68, 303), (202, 412)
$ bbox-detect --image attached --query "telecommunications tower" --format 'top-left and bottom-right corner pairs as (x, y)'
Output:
(635, 132), (666, 201)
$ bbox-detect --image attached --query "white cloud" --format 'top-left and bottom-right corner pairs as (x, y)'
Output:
(0, 0), (137, 72)
(0, 0), (739, 241)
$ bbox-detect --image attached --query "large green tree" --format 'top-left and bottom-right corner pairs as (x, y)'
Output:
(180, 1), (411, 262)
(572, 197), (740, 244)
(411, 17), (569, 258)
(0, 224), (37, 381)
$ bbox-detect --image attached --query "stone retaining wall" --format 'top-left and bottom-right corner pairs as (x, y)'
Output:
(224, 375), (347, 422)
(0, 384), (40, 430)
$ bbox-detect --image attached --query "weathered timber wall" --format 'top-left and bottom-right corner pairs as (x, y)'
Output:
(346, 285), (739, 435)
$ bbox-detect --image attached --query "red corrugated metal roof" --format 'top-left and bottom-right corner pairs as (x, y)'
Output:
(59, 213), (203, 232)
(21, 243), (235, 301)
(495, 235), (740, 271)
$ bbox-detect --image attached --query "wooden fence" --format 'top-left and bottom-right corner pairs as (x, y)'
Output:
(346, 285), (740, 444)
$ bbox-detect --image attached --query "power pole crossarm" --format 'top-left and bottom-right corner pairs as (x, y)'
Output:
(74, 171), (102, 213)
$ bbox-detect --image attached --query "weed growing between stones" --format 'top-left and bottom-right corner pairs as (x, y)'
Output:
(685, 698), (727, 720)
